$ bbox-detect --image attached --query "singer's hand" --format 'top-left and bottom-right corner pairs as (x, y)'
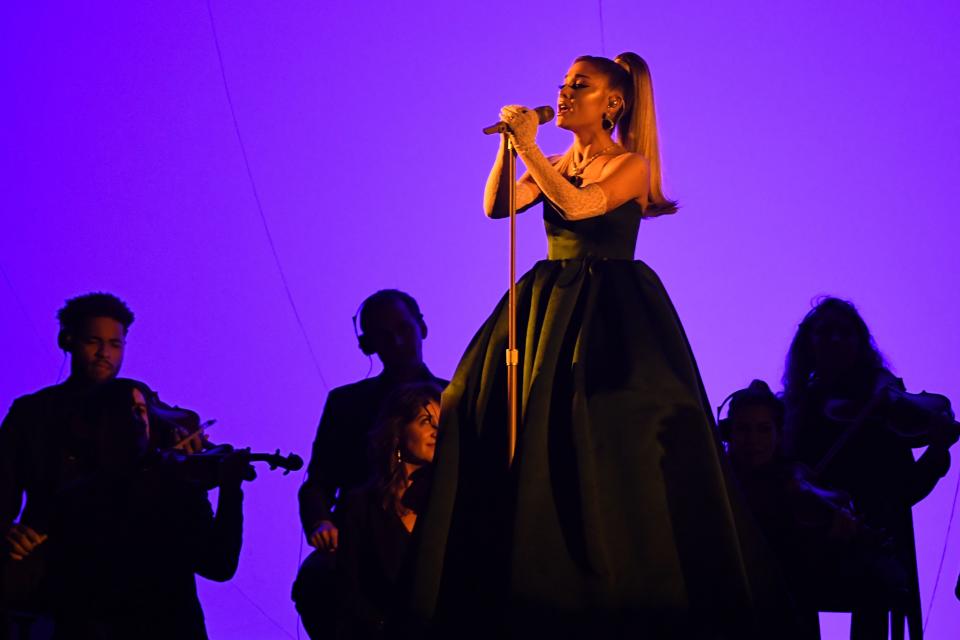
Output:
(500, 105), (539, 151)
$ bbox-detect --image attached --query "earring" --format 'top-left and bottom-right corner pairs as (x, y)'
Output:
(395, 448), (402, 465)
(602, 113), (615, 131)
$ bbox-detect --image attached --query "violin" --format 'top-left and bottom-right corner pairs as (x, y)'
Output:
(157, 443), (303, 490)
(140, 392), (304, 488)
(141, 391), (215, 451)
(815, 377), (958, 476)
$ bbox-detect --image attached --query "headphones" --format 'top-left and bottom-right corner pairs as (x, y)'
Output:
(57, 327), (74, 352)
(715, 380), (783, 442)
(352, 290), (427, 356)
(715, 390), (737, 442)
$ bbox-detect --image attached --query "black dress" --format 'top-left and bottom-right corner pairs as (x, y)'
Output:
(336, 486), (411, 639)
(48, 460), (243, 639)
(406, 199), (791, 638)
(787, 371), (950, 638)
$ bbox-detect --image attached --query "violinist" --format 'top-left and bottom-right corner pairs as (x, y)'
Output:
(782, 297), (956, 639)
(47, 378), (253, 640)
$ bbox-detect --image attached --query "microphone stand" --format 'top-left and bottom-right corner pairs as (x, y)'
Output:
(483, 122), (522, 469)
(504, 131), (519, 469)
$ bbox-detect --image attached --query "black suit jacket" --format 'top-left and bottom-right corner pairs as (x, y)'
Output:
(298, 368), (446, 534)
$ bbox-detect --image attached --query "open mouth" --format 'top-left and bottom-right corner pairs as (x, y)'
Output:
(558, 102), (572, 114)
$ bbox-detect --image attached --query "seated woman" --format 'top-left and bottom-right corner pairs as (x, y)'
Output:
(47, 378), (252, 640)
(722, 379), (915, 632)
(335, 382), (441, 639)
(721, 380), (872, 637)
(722, 380), (859, 545)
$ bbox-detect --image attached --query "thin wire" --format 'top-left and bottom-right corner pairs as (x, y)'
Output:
(295, 532), (304, 640)
(55, 352), (67, 384)
(294, 467), (310, 640)
(230, 582), (297, 640)
(204, 0), (328, 392)
(923, 464), (960, 633)
(205, 4), (328, 636)
(597, 0), (607, 56)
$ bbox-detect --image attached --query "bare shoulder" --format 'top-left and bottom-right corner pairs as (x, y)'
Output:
(600, 152), (649, 178)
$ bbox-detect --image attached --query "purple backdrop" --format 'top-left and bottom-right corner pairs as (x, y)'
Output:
(2, 2), (958, 637)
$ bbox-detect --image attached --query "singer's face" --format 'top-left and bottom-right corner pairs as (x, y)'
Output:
(557, 61), (611, 131)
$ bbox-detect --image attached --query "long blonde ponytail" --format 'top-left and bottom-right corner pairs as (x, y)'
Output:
(563, 52), (680, 216)
(613, 53), (677, 216)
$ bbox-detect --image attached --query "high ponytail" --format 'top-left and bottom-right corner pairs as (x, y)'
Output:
(577, 53), (677, 216)
(613, 52), (677, 216)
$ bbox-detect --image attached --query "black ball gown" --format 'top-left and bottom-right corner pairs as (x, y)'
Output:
(406, 198), (791, 638)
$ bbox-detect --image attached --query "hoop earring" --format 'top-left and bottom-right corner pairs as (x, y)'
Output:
(602, 113), (614, 131)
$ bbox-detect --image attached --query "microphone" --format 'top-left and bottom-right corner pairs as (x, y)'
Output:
(482, 106), (555, 135)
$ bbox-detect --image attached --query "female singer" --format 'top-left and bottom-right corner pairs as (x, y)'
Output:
(406, 53), (790, 638)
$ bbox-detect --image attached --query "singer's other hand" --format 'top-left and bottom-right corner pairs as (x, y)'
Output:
(500, 105), (539, 150)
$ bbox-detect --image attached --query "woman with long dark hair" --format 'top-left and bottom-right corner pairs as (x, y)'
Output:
(335, 382), (442, 639)
(783, 296), (955, 638)
(49, 379), (248, 640)
(406, 53), (790, 638)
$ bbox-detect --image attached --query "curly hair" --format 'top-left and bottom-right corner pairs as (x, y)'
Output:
(367, 381), (442, 515)
(57, 292), (135, 336)
(782, 296), (886, 406)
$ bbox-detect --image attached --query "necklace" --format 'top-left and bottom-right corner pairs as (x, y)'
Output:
(567, 144), (617, 187)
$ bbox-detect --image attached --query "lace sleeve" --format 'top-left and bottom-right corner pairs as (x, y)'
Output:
(515, 143), (607, 220)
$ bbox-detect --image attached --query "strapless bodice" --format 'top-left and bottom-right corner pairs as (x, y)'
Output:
(543, 198), (641, 260)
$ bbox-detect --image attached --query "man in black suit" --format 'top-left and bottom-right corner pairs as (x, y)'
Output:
(1, 293), (135, 562)
(0, 293), (135, 620)
(294, 290), (446, 637)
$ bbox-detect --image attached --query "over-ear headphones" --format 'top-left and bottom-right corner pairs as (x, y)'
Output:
(715, 390), (737, 442)
(352, 290), (427, 357)
(57, 328), (73, 352)
(716, 380), (784, 442)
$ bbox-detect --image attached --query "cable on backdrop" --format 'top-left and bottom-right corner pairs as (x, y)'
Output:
(597, 0), (607, 56)
(202, 1), (959, 636)
(924, 468), (960, 633)
(204, 0), (329, 394)
(205, 2), (325, 637)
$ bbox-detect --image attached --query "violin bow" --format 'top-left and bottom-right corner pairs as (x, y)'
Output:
(172, 419), (217, 451)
